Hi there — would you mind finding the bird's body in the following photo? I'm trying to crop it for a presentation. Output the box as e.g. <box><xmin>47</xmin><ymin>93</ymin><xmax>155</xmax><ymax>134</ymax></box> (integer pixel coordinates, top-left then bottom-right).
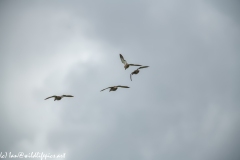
<box><xmin>100</xmin><ymin>85</ymin><xmax>130</xmax><ymax>92</ymax></box>
<box><xmin>110</xmin><ymin>86</ymin><xmax>118</xmax><ymax>91</ymax></box>
<box><xmin>130</xmin><ymin>66</ymin><xmax>149</xmax><ymax>81</ymax></box>
<box><xmin>45</xmin><ymin>95</ymin><xmax>74</xmax><ymax>101</ymax></box>
<box><xmin>131</xmin><ymin>69</ymin><xmax>140</xmax><ymax>75</ymax></box>
<box><xmin>120</xmin><ymin>54</ymin><xmax>142</xmax><ymax>70</ymax></box>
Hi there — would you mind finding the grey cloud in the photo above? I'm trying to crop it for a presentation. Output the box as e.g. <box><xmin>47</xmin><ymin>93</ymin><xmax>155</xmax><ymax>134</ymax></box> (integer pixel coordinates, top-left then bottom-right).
<box><xmin>1</xmin><ymin>0</ymin><xmax>240</xmax><ymax>160</ymax></box>
<box><xmin>208</xmin><ymin>0</ymin><xmax>240</xmax><ymax>23</ymax></box>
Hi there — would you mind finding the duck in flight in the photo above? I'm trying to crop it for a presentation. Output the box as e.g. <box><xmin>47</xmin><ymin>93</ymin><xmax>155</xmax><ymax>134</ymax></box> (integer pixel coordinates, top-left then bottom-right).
<box><xmin>130</xmin><ymin>66</ymin><xmax>149</xmax><ymax>81</ymax></box>
<box><xmin>120</xmin><ymin>54</ymin><xmax>142</xmax><ymax>70</ymax></box>
<box><xmin>100</xmin><ymin>85</ymin><xmax>130</xmax><ymax>92</ymax></box>
<box><xmin>45</xmin><ymin>95</ymin><xmax>74</xmax><ymax>101</ymax></box>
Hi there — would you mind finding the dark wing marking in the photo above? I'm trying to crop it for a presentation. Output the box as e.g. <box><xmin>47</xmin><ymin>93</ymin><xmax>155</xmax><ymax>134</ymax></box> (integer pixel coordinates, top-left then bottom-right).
<box><xmin>130</xmin><ymin>73</ymin><xmax>133</xmax><ymax>81</ymax></box>
<box><xmin>120</xmin><ymin>54</ymin><xmax>127</xmax><ymax>64</ymax></box>
<box><xmin>129</xmin><ymin>64</ymin><xmax>142</xmax><ymax>66</ymax></box>
<box><xmin>117</xmin><ymin>86</ymin><xmax>130</xmax><ymax>88</ymax></box>
<box><xmin>138</xmin><ymin>66</ymin><xmax>149</xmax><ymax>69</ymax></box>
<box><xmin>100</xmin><ymin>87</ymin><xmax>112</xmax><ymax>92</ymax></box>
<box><xmin>45</xmin><ymin>95</ymin><xmax>56</xmax><ymax>100</ymax></box>
<box><xmin>62</xmin><ymin>95</ymin><xmax>74</xmax><ymax>97</ymax></box>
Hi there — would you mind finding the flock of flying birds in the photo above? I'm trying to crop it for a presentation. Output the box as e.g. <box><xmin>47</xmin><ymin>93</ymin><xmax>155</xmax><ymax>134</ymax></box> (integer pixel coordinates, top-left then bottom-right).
<box><xmin>45</xmin><ymin>54</ymin><xmax>149</xmax><ymax>101</ymax></box>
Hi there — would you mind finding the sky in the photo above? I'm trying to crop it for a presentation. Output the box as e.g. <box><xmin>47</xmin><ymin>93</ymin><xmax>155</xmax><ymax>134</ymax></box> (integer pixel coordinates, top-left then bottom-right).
<box><xmin>0</xmin><ymin>0</ymin><xmax>240</xmax><ymax>160</ymax></box>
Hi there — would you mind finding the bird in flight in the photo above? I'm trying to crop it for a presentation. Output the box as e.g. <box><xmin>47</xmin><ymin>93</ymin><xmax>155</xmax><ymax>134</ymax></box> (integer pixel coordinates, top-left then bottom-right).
<box><xmin>45</xmin><ymin>95</ymin><xmax>74</xmax><ymax>101</ymax></box>
<box><xmin>130</xmin><ymin>66</ymin><xmax>149</xmax><ymax>81</ymax></box>
<box><xmin>120</xmin><ymin>54</ymin><xmax>142</xmax><ymax>70</ymax></box>
<box><xmin>100</xmin><ymin>85</ymin><xmax>130</xmax><ymax>92</ymax></box>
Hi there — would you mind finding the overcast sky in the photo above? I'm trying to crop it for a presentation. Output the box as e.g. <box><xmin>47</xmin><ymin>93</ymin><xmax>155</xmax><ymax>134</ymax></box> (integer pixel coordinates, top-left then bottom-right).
<box><xmin>0</xmin><ymin>0</ymin><xmax>240</xmax><ymax>160</ymax></box>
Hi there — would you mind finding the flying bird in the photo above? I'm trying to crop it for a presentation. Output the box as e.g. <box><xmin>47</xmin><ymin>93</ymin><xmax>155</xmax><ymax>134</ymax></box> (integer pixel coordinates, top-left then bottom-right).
<box><xmin>120</xmin><ymin>54</ymin><xmax>142</xmax><ymax>70</ymax></box>
<box><xmin>130</xmin><ymin>66</ymin><xmax>149</xmax><ymax>81</ymax></box>
<box><xmin>44</xmin><ymin>95</ymin><xmax>74</xmax><ymax>101</ymax></box>
<box><xmin>100</xmin><ymin>85</ymin><xmax>130</xmax><ymax>92</ymax></box>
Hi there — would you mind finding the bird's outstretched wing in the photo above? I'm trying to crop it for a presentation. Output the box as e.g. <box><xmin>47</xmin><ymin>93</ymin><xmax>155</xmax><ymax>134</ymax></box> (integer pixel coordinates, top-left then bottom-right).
<box><xmin>117</xmin><ymin>85</ymin><xmax>130</xmax><ymax>88</ymax></box>
<box><xmin>130</xmin><ymin>73</ymin><xmax>133</xmax><ymax>81</ymax></box>
<box><xmin>138</xmin><ymin>66</ymin><xmax>149</xmax><ymax>69</ymax></box>
<box><xmin>120</xmin><ymin>54</ymin><xmax>127</xmax><ymax>65</ymax></box>
<box><xmin>45</xmin><ymin>96</ymin><xmax>56</xmax><ymax>100</ymax></box>
<box><xmin>62</xmin><ymin>95</ymin><xmax>74</xmax><ymax>98</ymax></box>
<box><xmin>100</xmin><ymin>87</ymin><xmax>112</xmax><ymax>92</ymax></box>
<box><xmin>129</xmin><ymin>64</ymin><xmax>142</xmax><ymax>66</ymax></box>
